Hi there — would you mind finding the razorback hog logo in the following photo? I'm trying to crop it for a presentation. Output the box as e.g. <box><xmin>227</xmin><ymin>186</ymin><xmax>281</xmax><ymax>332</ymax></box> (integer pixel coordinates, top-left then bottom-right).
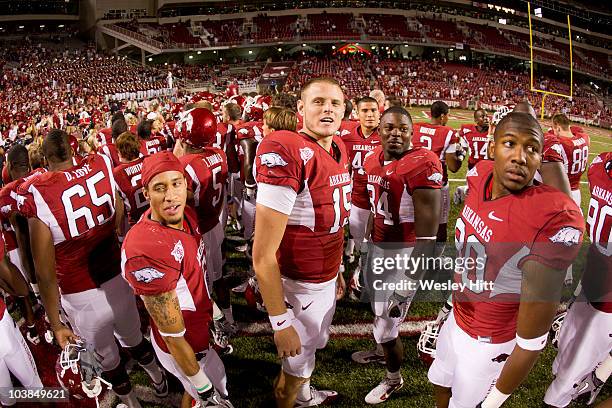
<box><xmin>491</xmin><ymin>353</ymin><xmax>510</xmax><ymax>363</ymax></box>
<box><xmin>549</xmin><ymin>227</ymin><xmax>581</xmax><ymax>247</ymax></box>
<box><xmin>427</xmin><ymin>173</ymin><xmax>444</xmax><ymax>184</ymax></box>
<box><xmin>260</xmin><ymin>152</ymin><xmax>288</xmax><ymax>167</ymax></box>
<box><xmin>299</xmin><ymin>147</ymin><xmax>314</xmax><ymax>164</ymax></box>
<box><xmin>132</xmin><ymin>268</ymin><xmax>164</xmax><ymax>283</ymax></box>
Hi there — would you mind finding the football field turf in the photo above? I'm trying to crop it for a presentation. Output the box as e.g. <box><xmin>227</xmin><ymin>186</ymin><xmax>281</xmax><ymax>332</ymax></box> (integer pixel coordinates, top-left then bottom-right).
<box><xmin>124</xmin><ymin>111</ymin><xmax>611</xmax><ymax>407</ymax></box>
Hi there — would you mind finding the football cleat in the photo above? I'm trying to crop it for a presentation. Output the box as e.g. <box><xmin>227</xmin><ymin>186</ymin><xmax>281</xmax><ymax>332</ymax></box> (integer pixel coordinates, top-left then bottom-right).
<box><xmin>572</xmin><ymin>370</ymin><xmax>604</xmax><ymax>405</ymax></box>
<box><xmin>231</xmin><ymin>280</ymin><xmax>249</xmax><ymax>293</ymax></box>
<box><xmin>549</xmin><ymin>311</ymin><xmax>567</xmax><ymax>350</ymax></box>
<box><xmin>152</xmin><ymin>369</ymin><xmax>169</xmax><ymax>398</ymax></box>
<box><xmin>351</xmin><ymin>348</ymin><xmax>385</xmax><ymax>365</ymax></box>
<box><xmin>192</xmin><ymin>389</ymin><xmax>235</xmax><ymax>407</ymax></box>
<box><xmin>364</xmin><ymin>376</ymin><xmax>404</xmax><ymax>404</ymax></box>
<box><xmin>294</xmin><ymin>387</ymin><xmax>338</xmax><ymax>407</ymax></box>
<box><xmin>417</xmin><ymin>322</ymin><xmax>441</xmax><ymax>367</ymax></box>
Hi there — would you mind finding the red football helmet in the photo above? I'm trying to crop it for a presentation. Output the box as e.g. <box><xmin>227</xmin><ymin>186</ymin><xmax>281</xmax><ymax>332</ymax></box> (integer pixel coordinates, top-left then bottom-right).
<box><xmin>171</xmin><ymin>103</ymin><xmax>184</xmax><ymax>118</ymax></box>
<box><xmin>245</xmin><ymin>105</ymin><xmax>264</xmax><ymax>122</ymax></box>
<box><xmin>56</xmin><ymin>342</ymin><xmax>112</xmax><ymax>404</ymax></box>
<box><xmin>244</xmin><ymin>277</ymin><xmax>266</xmax><ymax>312</ymax></box>
<box><xmin>175</xmin><ymin>108</ymin><xmax>218</xmax><ymax>148</ymax></box>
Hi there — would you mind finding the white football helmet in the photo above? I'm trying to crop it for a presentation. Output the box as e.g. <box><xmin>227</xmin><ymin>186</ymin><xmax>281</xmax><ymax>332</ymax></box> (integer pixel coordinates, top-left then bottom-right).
<box><xmin>491</xmin><ymin>104</ymin><xmax>516</xmax><ymax>126</ymax></box>
<box><xmin>417</xmin><ymin>322</ymin><xmax>441</xmax><ymax>367</ymax></box>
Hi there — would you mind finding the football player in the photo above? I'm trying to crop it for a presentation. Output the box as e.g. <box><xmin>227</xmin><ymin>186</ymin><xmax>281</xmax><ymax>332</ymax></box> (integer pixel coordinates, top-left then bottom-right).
<box><xmin>253</xmin><ymin>77</ymin><xmax>349</xmax><ymax>407</ymax></box>
<box><xmin>114</xmin><ymin>131</ymin><xmax>149</xmax><ymax>228</ymax></box>
<box><xmin>138</xmin><ymin>119</ymin><xmax>167</xmax><ymax>155</ymax></box>
<box><xmin>122</xmin><ymin>152</ymin><xmax>233</xmax><ymax>408</ymax></box>
<box><xmin>0</xmin><ymin>232</ymin><xmax>43</xmax><ymax>406</ymax></box>
<box><xmin>97</xmin><ymin>118</ymin><xmax>128</xmax><ymax>168</ymax></box>
<box><xmin>550</xmin><ymin>114</ymin><xmax>590</xmax><ymax>206</ymax></box>
<box><xmin>173</xmin><ymin>108</ymin><xmax>235</xmax><ymax>338</ymax></box>
<box><xmin>412</xmin><ymin>101</ymin><xmax>462</xmax><ymax>250</ymax></box>
<box><xmin>357</xmin><ymin>107</ymin><xmax>442</xmax><ymax>404</ymax></box>
<box><xmin>341</xmin><ymin>96</ymin><xmax>380</xmax><ymax>279</ymax></box>
<box><xmin>428</xmin><ymin>113</ymin><xmax>585</xmax><ymax>408</ymax></box>
<box><xmin>543</xmin><ymin>151</ymin><xmax>611</xmax><ymax>408</ymax></box>
<box><xmin>23</xmin><ymin>130</ymin><xmax>167</xmax><ymax>408</ymax></box>
<box><xmin>460</xmin><ymin>109</ymin><xmax>490</xmax><ymax>170</ymax></box>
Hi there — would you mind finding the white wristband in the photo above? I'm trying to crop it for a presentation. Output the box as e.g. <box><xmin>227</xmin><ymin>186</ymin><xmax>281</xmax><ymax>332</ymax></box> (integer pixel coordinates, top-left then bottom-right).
<box><xmin>481</xmin><ymin>386</ymin><xmax>510</xmax><ymax>408</ymax></box>
<box><xmin>269</xmin><ymin>310</ymin><xmax>293</xmax><ymax>331</ymax></box>
<box><xmin>187</xmin><ymin>368</ymin><xmax>212</xmax><ymax>393</ymax></box>
<box><xmin>516</xmin><ymin>332</ymin><xmax>548</xmax><ymax>351</ymax></box>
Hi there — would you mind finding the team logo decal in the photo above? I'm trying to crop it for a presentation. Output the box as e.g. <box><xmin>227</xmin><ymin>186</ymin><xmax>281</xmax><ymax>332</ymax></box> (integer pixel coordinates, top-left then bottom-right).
<box><xmin>133</xmin><ymin>268</ymin><xmax>165</xmax><ymax>283</ymax></box>
<box><xmin>466</xmin><ymin>166</ymin><xmax>479</xmax><ymax>177</ymax></box>
<box><xmin>299</xmin><ymin>147</ymin><xmax>314</xmax><ymax>164</ymax></box>
<box><xmin>171</xmin><ymin>240</ymin><xmax>185</xmax><ymax>262</ymax></box>
<box><xmin>427</xmin><ymin>173</ymin><xmax>444</xmax><ymax>184</ymax></box>
<box><xmin>549</xmin><ymin>227</ymin><xmax>581</xmax><ymax>246</ymax></box>
<box><xmin>260</xmin><ymin>152</ymin><xmax>288</xmax><ymax>167</ymax></box>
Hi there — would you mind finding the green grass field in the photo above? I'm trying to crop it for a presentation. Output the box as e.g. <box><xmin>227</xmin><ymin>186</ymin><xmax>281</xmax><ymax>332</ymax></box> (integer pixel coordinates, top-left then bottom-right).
<box><xmin>124</xmin><ymin>110</ymin><xmax>612</xmax><ymax>407</ymax></box>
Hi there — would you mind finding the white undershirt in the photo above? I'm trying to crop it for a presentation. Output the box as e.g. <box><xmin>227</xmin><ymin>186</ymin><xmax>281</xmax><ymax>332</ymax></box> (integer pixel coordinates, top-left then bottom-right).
<box><xmin>256</xmin><ymin>183</ymin><xmax>298</xmax><ymax>215</ymax></box>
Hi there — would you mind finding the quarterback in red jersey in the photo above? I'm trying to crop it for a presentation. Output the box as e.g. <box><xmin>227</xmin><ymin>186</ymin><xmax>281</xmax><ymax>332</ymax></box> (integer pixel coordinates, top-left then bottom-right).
<box><xmin>544</xmin><ymin>151</ymin><xmax>611</xmax><ymax>408</ymax></box>
<box><xmin>173</xmin><ymin>108</ymin><xmax>235</xmax><ymax>337</ymax></box>
<box><xmin>356</xmin><ymin>107</ymin><xmax>442</xmax><ymax>404</ymax></box>
<box><xmin>122</xmin><ymin>152</ymin><xmax>232</xmax><ymax>407</ymax></box>
<box><xmin>22</xmin><ymin>130</ymin><xmax>167</xmax><ymax>408</ymax></box>
<box><xmin>412</xmin><ymin>101</ymin><xmax>462</xmax><ymax>246</ymax></box>
<box><xmin>114</xmin><ymin>132</ymin><xmax>148</xmax><ymax>227</ymax></box>
<box><xmin>254</xmin><ymin>77</ymin><xmax>349</xmax><ymax>408</ymax></box>
<box><xmin>428</xmin><ymin>113</ymin><xmax>584</xmax><ymax>408</ymax></box>
<box><xmin>459</xmin><ymin>109</ymin><xmax>490</xmax><ymax>169</ymax></box>
<box><xmin>551</xmin><ymin>114</ymin><xmax>591</xmax><ymax>206</ymax></box>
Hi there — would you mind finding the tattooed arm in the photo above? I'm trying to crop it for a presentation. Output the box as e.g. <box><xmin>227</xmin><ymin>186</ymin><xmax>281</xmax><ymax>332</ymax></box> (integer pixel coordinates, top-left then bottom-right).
<box><xmin>142</xmin><ymin>290</ymin><xmax>199</xmax><ymax>376</ymax></box>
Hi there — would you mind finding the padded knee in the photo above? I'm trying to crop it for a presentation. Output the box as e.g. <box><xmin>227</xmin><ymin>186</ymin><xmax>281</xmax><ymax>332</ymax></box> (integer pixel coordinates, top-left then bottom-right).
<box><xmin>125</xmin><ymin>338</ymin><xmax>155</xmax><ymax>366</ymax></box>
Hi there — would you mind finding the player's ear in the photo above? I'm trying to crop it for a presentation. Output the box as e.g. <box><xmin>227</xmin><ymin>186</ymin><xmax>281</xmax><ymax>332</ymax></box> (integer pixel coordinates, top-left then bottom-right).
<box><xmin>142</xmin><ymin>187</ymin><xmax>150</xmax><ymax>201</ymax></box>
<box><xmin>297</xmin><ymin>100</ymin><xmax>305</xmax><ymax>117</ymax></box>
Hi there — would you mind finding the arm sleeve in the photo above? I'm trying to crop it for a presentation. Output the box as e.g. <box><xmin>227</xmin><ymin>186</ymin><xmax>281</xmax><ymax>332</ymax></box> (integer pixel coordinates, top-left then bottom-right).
<box><xmin>519</xmin><ymin>209</ymin><xmax>585</xmax><ymax>271</ymax></box>
<box><xmin>256</xmin><ymin>183</ymin><xmax>298</xmax><ymax>215</ymax></box>
<box><xmin>255</xmin><ymin>139</ymin><xmax>302</xmax><ymax>192</ymax></box>
<box><xmin>403</xmin><ymin>156</ymin><xmax>444</xmax><ymax>193</ymax></box>
<box><xmin>123</xmin><ymin>255</ymin><xmax>179</xmax><ymax>296</ymax></box>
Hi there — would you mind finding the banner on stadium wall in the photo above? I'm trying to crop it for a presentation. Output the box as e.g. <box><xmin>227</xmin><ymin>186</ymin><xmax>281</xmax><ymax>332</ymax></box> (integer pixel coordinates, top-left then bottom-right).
<box><xmin>455</xmin><ymin>43</ymin><xmax>464</xmax><ymax>50</ymax></box>
<box><xmin>258</xmin><ymin>61</ymin><xmax>295</xmax><ymax>88</ymax></box>
<box><xmin>409</xmin><ymin>99</ymin><xmax>460</xmax><ymax>108</ymax></box>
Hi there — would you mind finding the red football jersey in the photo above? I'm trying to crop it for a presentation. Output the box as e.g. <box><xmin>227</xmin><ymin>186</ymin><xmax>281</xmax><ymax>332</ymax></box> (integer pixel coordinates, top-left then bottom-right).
<box><xmin>337</xmin><ymin>120</ymin><xmax>360</xmax><ymax>138</ymax></box>
<box><xmin>412</xmin><ymin>123</ymin><xmax>458</xmax><ymax>184</ymax></box>
<box><xmin>114</xmin><ymin>157</ymin><xmax>148</xmax><ymax>226</ymax></box>
<box><xmin>459</xmin><ymin>124</ymin><xmax>489</xmax><ymax>169</ymax></box>
<box><xmin>583</xmin><ymin>152</ymin><xmax>611</xmax><ymax>312</ymax></box>
<box><xmin>256</xmin><ymin>131</ymin><xmax>351</xmax><ymax>283</ymax></box>
<box><xmin>19</xmin><ymin>154</ymin><xmax>121</xmax><ymax>294</ymax></box>
<box><xmin>0</xmin><ymin>168</ymin><xmax>47</xmax><ymax>252</ymax></box>
<box><xmin>97</xmin><ymin>127</ymin><xmax>113</xmax><ymax>146</ymax></box>
<box><xmin>140</xmin><ymin>135</ymin><xmax>168</xmax><ymax>155</ymax></box>
<box><xmin>180</xmin><ymin>147</ymin><xmax>228</xmax><ymax>234</ymax></box>
<box><xmin>452</xmin><ymin>160</ymin><xmax>585</xmax><ymax>343</ymax></box>
<box><xmin>236</xmin><ymin>121</ymin><xmax>263</xmax><ymax>182</ymax></box>
<box><xmin>341</xmin><ymin>126</ymin><xmax>380</xmax><ymax>209</ymax></box>
<box><xmin>97</xmin><ymin>143</ymin><xmax>121</xmax><ymax>168</ymax></box>
<box><xmin>364</xmin><ymin>147</ymin><xmax>443</xmax><ymax>242</ymax></box>
<box><xmin>0</xmin><ymin>230</ymin><xmax>4</xmax><ymax>315</ymax></box>
<box><xmin>215</xmin><ymin>121</ymin><xmax>233</xmax><ymax>151</ymax></box>
<box><xmin>557</xmin><ymin>130</ymin><xmax>590</xmax><ymax>190</ymax></box>
<box><xmin>542</xmin><ymin>132</ymin><xmax>564</xmax><ymax>164</ymax></box>
<box><xmin>122</xmin><ymin>207</ymin><xmax>212</xmax><ymax>354</ymax></box>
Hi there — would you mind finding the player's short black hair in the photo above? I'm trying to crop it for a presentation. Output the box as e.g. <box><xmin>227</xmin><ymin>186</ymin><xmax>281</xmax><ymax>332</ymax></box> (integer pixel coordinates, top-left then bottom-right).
<box><xmin>357</xmin><ymin>96</ymin><xmax>379</xmax><ymax>107</ymax></box>
<box><xmin>474</xmin><ymin>108</ymin><xmax>487</xmax><ymax>119</ymax></box>
<box><xmin>137</xmin><ymin>119</ymin><xmax>153</xmax><ymax>140</ymax></box>
<box><xmin>494</xmin><ymin>112</ymin><xmax>543</xmax><ymax>143</ymax></box>
<box><xmin>112</xmin><ymin>119</ymin><xmax>128</xmax><ymax>139</ymax></box>
<box><xmin>271</xmin><ymin>93</ymin><xmax>298</xmax><ymax>111</ymax></box>
<box><xmin>42</xmin><ymin>129</ymin><xmax>71</xmax><ymax>163</ymax></box>
<box><xmin>385</xmin><ymin>96</ymin><xmax>403</xmax><ymax>108</ymax></box>
<box><xmin>381</xmin><ymin>106</ymin><xmax>412</xmax><ymax>124</ymax></box>
<box><xmin>111</xmin><ymin>112</ymin><xmax>125</xmax><ymax>124</ymax></box>
<box><xmin>431</xmin><ymin>101</ymin><xmax>449</xmax><ymax>119</ymax></box>
<box><xmin>7</xmin><ymin>144</ymin><xmax>29</xmax><ymax>169</ymax></box>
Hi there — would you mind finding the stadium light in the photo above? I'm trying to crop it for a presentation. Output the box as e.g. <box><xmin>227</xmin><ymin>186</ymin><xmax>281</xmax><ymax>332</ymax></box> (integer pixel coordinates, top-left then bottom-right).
<box><xmin>499</xmin><ymin>18</ymin><xmax>507</xmax><ymax>25</ymax></box>
<box><xmin>58</xmin><ymin>24</ymin><xmax>64</xmax><ymax>28</ymax></box>
<box><xmin>197</xmin><ymin>50</ymin><xmax>201</xmax><ymax>54</ymax></box>
<box><xmin>148</xmin><ymin>57</ymin><xmax>153</xmax><ymax>62</ymax></box>
<box><xmin>164</xmin><ymin>62</ymin><xmax>168</xmax><ymax>66</ymax></box>
<box><xmin>40</xmin><ymin>25</ymin><xmax>45</xmax><ymax>28</ymax></box>
<box><xmin>404</xmin><ymin>44</ymin><xmax>408</xmax><ymax>47</ymax></box>
<box><xmin>219</xmin><ymin>58</ymin><xmax>223</xmax><ymax>61</ymax></box>
<box><xmin>189</xmin><ymin>55</ymin><xmax>193</xmax><ymax>59</ymax></box>
<box><xmin>18</xmin><ymin>25</ymin><xmax>24</xmax><ymax>29</ymax></box>
<box><xmin>213</xmin><ymin>50</ymin><xmax>217</xmax><ymax>54</ymax></box>
<box><xmin>281</xmin><ymin>71</ymin><xmax>285</xmax><ymax>75</ymax></box>
<box><xmin>459</xmin><ymin>55</ymin><xmax>467</xmax><ymax>61</ymax></box>
<box><xmin>331</xmin><ymin>45</ymin><xmax>336</xmax><ymax>50</ymax></box>
<box><xmin>302</xmin><ymin>44</ymin><xmax>306</xmax><ymax>47</ymax></box>
<box><xmin>248</xmin><ymin>50</ymin><xmax>253</xmax><ymax>54</ymax></box>
<box><xmin>277</xmin><ymin>48</ymin><xmax>282</xmax><ymax>52</ymax></box>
